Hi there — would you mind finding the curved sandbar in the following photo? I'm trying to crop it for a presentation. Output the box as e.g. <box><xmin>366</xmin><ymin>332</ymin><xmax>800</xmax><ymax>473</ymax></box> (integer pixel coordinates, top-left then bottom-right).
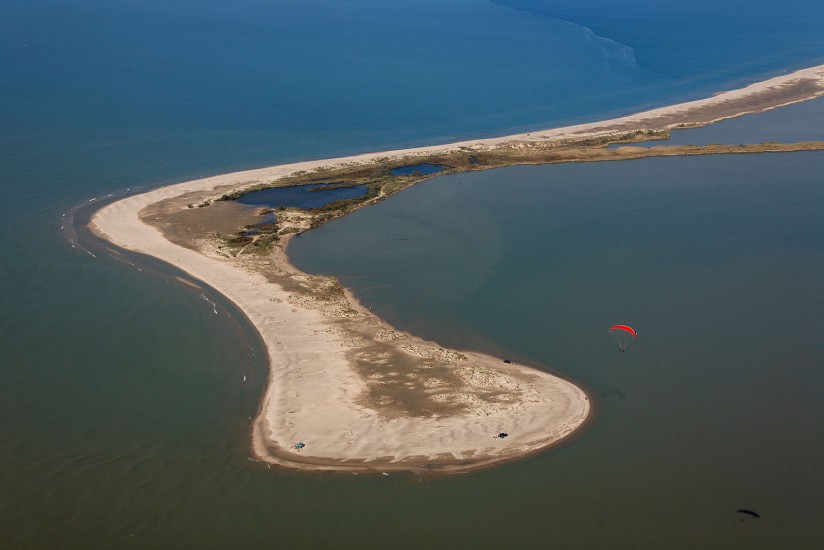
<box><xmin>91</xmin><ymin>64</ymin><xmax>824</xmax><ymax>473</ymax></box>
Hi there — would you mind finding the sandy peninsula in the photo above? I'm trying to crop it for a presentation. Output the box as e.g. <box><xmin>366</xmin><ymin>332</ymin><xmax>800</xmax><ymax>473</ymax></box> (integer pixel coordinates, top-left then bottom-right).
<box><xmin>91</xmin><ymin>64</ymin><xmax>824</xmax><ymax>473</ymax></box>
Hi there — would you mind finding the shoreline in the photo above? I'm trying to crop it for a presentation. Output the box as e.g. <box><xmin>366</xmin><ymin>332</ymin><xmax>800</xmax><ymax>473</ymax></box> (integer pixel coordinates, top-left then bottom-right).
<box><xmin>90</xmin><ymin>63</ymin><xmax>824</xmax><ymax>473</ymax></box>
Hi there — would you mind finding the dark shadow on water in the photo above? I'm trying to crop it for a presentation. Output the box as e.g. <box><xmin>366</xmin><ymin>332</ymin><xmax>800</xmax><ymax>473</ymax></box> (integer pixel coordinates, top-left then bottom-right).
<box><xmin>601</xmin><ymin>388</ymin><xmax>627</xmax><ymax>402</ymax></box>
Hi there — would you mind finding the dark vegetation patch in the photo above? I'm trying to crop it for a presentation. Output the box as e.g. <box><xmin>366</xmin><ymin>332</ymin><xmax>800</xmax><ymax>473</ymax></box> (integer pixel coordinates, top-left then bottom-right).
<box><xmin>220</xmin><ymin>218</ymin><xmax>281</xmax><ymax>255</ymax></box>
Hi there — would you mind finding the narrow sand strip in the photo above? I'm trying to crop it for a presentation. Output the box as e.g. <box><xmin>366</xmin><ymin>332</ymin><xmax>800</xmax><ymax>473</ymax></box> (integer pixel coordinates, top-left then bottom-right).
<box><xmin>91</xmin><ymin>64</ymin><xmax>824</xmax><ymax>472</ymax></box>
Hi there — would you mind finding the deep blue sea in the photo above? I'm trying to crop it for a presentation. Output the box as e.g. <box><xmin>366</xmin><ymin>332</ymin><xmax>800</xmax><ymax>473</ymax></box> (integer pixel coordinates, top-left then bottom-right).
<box><xmin>2</xmin><ymin>1</ymin><xmax>824</xmax><ymax>547</ymax></box>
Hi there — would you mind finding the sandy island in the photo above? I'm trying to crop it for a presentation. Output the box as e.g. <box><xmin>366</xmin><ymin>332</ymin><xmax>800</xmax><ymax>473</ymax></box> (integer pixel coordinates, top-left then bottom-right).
<box><xmin>91</xmin><ymin>64</ymin><xmax>824</xmax><ymax>473</ymax></box>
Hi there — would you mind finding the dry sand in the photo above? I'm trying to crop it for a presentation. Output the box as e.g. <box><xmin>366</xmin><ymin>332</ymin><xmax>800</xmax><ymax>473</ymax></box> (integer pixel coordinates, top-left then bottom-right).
<box><xmin>91</xmin><ymin>64</ymin><xmax>824</xmax><ymax>473</ymax></box>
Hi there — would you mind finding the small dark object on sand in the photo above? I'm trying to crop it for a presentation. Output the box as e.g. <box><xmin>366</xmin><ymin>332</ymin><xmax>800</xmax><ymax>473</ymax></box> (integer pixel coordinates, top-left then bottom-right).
<box><xmin>497</xmin><ymin>432</ymin><xmax>508</xmax><ymax>439</ymax></box>
<box><xmin>503</xmin><ymin>359</ymin><xmax>512</xmax><ymax>364</ymax></box>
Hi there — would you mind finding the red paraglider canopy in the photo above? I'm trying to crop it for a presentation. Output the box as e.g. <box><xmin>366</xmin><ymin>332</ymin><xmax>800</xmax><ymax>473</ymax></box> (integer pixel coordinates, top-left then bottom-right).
<box><xmin>608</xmin><ymin>325</ymin><xmax>638</xmax><ymax>338</ymax></box>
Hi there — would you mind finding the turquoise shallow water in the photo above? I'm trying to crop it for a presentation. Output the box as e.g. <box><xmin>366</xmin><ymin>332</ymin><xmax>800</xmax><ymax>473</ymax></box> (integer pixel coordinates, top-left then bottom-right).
<box><xmin>2</xmin><ymin>0</ymin><xmax>824</xmax><ymax>547</ymax></box>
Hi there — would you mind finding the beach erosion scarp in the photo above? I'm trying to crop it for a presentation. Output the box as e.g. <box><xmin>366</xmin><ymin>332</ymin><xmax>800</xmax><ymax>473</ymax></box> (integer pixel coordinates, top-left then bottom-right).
<box><xmin>90</xmin><ymin>64</ymin><xmax>824</xmax><ymax>473</ymax></box>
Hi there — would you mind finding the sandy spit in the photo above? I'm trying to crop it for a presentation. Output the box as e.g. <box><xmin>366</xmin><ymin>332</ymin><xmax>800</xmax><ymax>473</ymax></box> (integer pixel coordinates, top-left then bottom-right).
<box><xmin>90</xmin><ymin>64</ymin><xmax>824</xmax><ymax>473</ymax></box>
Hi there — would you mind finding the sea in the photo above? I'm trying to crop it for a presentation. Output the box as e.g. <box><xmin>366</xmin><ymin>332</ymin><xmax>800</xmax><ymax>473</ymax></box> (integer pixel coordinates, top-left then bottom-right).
<box><xmin>2</xmin><ymin>1</ymin><xmax>823</xmax><ymax>547</ymax></box>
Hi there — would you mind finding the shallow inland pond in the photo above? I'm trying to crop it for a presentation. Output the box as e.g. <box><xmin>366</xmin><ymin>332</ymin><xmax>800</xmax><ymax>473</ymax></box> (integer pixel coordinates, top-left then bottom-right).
<box><xmin>236</xmin><ymin>183</ymin><xmax>369</xmax><ymax>209</ymax></box>
<box><xmin>290</xmin><ymin>150</ymin><xmax>824</xmax><ymax>548</ymax></box>
<box><xmin>390</xmin><ymin>163</ymin><xmax>446</xmax><ymax>176</ymax></box>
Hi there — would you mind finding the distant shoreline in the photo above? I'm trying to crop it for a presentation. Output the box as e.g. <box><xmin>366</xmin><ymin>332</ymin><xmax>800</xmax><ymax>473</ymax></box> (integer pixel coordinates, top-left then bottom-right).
<box><xmin>90</xmin><ymin>63</ymin><xmax>824</xmax><ymax>473</ymax></box>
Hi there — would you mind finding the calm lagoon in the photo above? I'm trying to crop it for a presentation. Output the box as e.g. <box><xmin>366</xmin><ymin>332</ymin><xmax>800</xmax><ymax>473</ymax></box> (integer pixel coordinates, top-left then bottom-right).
<box><xmin>291</xmin><ymin>150</ymin><xmax>824</xmax><ymax>547</ymax></box>
<box><xmin>630</xmin><ymin>96</ymin><xmax>824</xmax><ymax>147</ymax></box>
